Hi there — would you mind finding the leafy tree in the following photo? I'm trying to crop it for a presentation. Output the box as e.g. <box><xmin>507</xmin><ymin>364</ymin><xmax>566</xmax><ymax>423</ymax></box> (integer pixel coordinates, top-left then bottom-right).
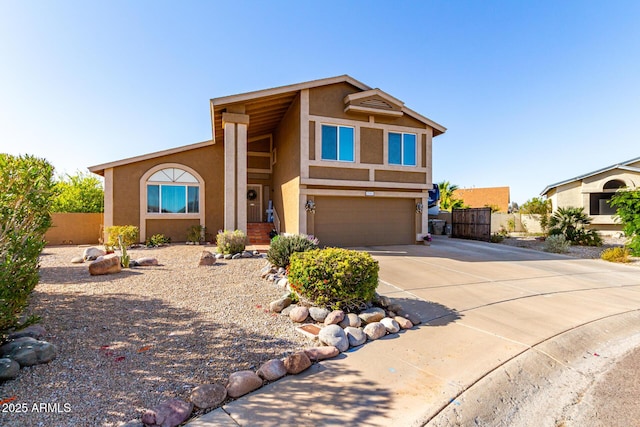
<box><xmin>52</xmin><ymin>171</ymin><xmax>104</xmax><ymax>213</ymax></box>
<box><xmin>548</xmin><ymin>207</ymin><xmax>602</xmax><ymax>246</ymax></box>
<box><xmin>437</xmin><ymin>180</ymin><xmax>467</xmax><ymax>211</ymax></box>
<box><xmin>610</xmin><ymin>189</ymin><xmax>640</xmax><ymax>255</ymax></box>
<box><xmin>484</xmin><ymin>204</ymin><xmax>502</xmax><ymax>213</ymax></box>
<box><xmin>0</xmin><ymin>154</ymin><xmax>56</xmax><ymax>337</ymax></box>
<box><xmin>521</xmin><ymin>197</ymin><xmax>552</xmax><ymax>232</ymax></box>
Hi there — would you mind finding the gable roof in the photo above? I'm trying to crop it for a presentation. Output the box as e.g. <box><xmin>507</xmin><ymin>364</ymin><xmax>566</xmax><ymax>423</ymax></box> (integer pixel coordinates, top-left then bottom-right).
<box><xmin>210</xmin><ymin>75</ymin><xmax>446</xmax><ymax>142</ymax></box>
<box><xmin>540</xmin><ymin>156</ymin><xmax>640</xmax><ymax>196</ymax></box>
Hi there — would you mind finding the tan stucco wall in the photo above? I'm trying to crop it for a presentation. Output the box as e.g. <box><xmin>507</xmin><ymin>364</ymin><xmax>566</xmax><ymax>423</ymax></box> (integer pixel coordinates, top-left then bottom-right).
<box><xmin>309</xmin><ymin>121</ymin><xmax>315</xmax><ymax>161</ymax></box>
<box><xmin>248</xmin><ymin>156</ymin><xmax>271</xmax><ymax>170</ymax></box>
<box><xmin>582</xmin><ymin>170</ymin><xmax>640</xmax><ymax>192</ymax></box>
<box><xmin>111</xmin><ymin>145</ymin><xmax>223</xmax><ymax>242</ymax></box>
<box><xmin>553</xmin><ymin>181</ymin><xmax>582</xmax><ymax>210</ymax></box>
<box><xmin>309</xmin><ymin>82</ymin><xmax>368</xmax><ymax>121</ymax></box>
<box><xmin>45</xmin><ymin>213</ymin><xmax>104</xmax><ymax>245</ymax></box>
<box><xmin>273</xmin><ymin>93</ymin><xmax>301</xmax><ymax>233</ymax></box>
<box><xmin>309</xmin><ymin>166</ymin><xmax>369</xmax><ymax>181</ymax></box>
<box><xmin>374</xmin><ymin>114</ymin><xmax>427</xmax><ymax>128</ymax></box>
<box><xmin>146</xmin><ymin>219</ymin><xmax>201</xmax><ymax>242</ymax></box>
<box><xmin>360</xmin><ymin>127</ymin><xmax>384</xmax><ymax>164</ymax></box>
<box><xmin>375</xmin><ymin>170</ymin><xmax>426</xmax><ymax>184</ymax></box>
<box><xmin>249</xmin><ymin>137</ymin><xmax>270</xmax><ymax>152</ymax></box>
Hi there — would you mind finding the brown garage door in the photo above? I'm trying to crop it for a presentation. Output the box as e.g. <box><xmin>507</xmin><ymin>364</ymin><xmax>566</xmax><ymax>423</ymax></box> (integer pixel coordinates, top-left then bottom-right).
<box><xmin>313</xmin><ymin>197</ymin><xmax>415</xmax><ymax>247</ymax></box>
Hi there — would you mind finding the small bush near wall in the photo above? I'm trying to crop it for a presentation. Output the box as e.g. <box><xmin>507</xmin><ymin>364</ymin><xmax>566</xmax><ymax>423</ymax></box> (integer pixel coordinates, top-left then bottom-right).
<box><xmin>216</xmin><ymin>230</ymin><xmax>248</xmax><ymax>255</ymax></box>
<box><xmin>105</xmin><ymin>225</ymin><xmax>139</xmax><ymax>249</ymax></box>
<box><xmin>543</xmin><ymin>235</ymin><xmax>570</xmax><ymax>254</ymax></box>
<box><xmin>267</xmin><ymin>234</ymin><xmax>319</xmax><ymax>268</ymax></box>
<box><xmin>288</xmin><ymin>248</ymin><xmax>379</xmax><ymax>311</ymax></box>
<box><xmin>601</xmin><ymin>247</ymin><xmax>631</xmax><ymax>263</ymax></box>
<box><xmin>145</xmin><ymin>234</ymin><xmax>171</xmax><ymax>247</ymax></box>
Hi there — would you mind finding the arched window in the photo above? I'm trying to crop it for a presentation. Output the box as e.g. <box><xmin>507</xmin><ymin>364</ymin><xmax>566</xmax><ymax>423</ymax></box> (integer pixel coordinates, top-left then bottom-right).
<box><xmin>603</xmin><ymin>179</ymin><xmax>626</xmax><ymax>191</ymax></box>
<box><xmin>146</xmin><ymin>167</ymin><xmax>200</xmax><ymax>214</ymax></box>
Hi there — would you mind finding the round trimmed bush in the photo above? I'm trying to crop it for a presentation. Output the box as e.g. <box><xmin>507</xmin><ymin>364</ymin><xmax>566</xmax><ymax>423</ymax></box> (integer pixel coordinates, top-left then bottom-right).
<box><xmin>288</xmin><ymin>248</ymin><xmax>379</xmax><ymax>310</ymax></box>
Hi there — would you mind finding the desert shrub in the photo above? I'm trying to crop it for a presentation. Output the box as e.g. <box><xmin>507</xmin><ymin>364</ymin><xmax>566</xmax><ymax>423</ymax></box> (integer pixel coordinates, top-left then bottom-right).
<box><xmin>543</xmin><ymin>234</ymin><xmax>570</xmax><ymax>253</ymax></box>
<box><xmin>288</xmin><ymin>248</ymin><xmax>379</xmax><ymax>310</ymax></box>
<box><xmin>105</xmin><ymin>225</ymin><xmax>139</xmax><ymax>249</ymax></box>
<box><xmin>216</xmin><ymin>229</ymin><xmax>248</xmax><ymax>254</ymax></box>
<box><xmin>0</xmin><ymin>154</ymin><xmax>56</xmax><ymax>337</ymax></box>
<box><xmin>548</xmin><ymin>207</ymin><xmax>602</xmax><ymax>246</ymax></box>
<box><xmin>267</xmin><ymin>234</ymin><xmax>319</xmax><ymax>268</ymax></box>
<box><xmin>610</xmin><ymin>189</ymin><xmax>640</xmax><ymax>256</ymax></box>
<box><xmin>600</xmin><ymin>247</ymin><xmax>631</xmax><ymax>263</ymax></box>
<box><xmin>490</xmin><ymin>233</ymin><xmax>505</xmax><ymax>243</ymax></box>
<box><xmin>187</xmin><ymin>225</ymin><xmax>205</xmax><ymax>243</ymax></box>
<box><xmin>146</xmin><ymin>234</ymin><xmax>171</xmax><ymax>247</ymax></box>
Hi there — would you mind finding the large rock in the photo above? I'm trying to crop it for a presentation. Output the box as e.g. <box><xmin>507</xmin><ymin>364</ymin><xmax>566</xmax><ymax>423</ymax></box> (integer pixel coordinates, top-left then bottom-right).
<box><xmin>89</xmin><ymin>254</ymin><xmax>121</xmax><ymax>276</ymax></box>
<box><xmin>137</xmin><ymin>257</ymin><xmax>159</xmax><ymax>266</ymax></box>
<box><xmin>318</xmin><ymin>324</ymin><xmax>349</xmax><ymax>352</ymax></box>
<box><xmin>270</xmin><ymin>296</ymin><xmax>292</xmax><ymax>313</ymax></box>
<box><xmin>120</xmin><ymin>420</ymin><xmax>144</xmax><ymax>427</ymax></box>
<box><xmin>376</xmin><ymin>294</ymin><xmax>391</xmax><ymax>308</ymax></box>
<box><xmin>283</xmin><ymin>351</ymin><xmax>311</xmax><ymax>375</ymax></box>
<box><xmin>257</xmin><ymin>359</ymin><xmax>287</xmax><ymax>381</ymax></box>
<box><xmin>358</xmin><ymin>307</ymin><xmax>386</xmax><ymax>324</ymax></box>
<box><xmin>0</xmin><ymin>358</ymin><xmax>20</xmax><ymax>381</ymax></box>
<box><xmin>70</xmin><ymin>256</ymin><xmax>84</xmax><ymax>264</ymax></box>
<box><xmin>289</xmin><ymin>306</ymin><xmax>309</xmax><ymax>323</ymax></box>
<box><xmin>141</xmin><ymin>398</ymin><xmax>193</xmax><ymax>427</ymax></box>
<box><xmin>363</xmin><ymin>322</ymin><xmax>387</xmax><ymax>340</ymax></box>
<box><xmin>276</xmin><ymin>278</ymin><xmax>289</xmax><ymax>290</ymax></box>
<box><xmin>190</xmin><ymin>383</ymin><xmax>227</xmax><ymax>409</ymax></box>
<box><xmin>338</xmin><ymin>313</ymin><xmax>361</xmax><ymax>328</ymax></box>
<box><xmin>308</xmin><ymin>307</ymin><xmax>330</xmax><ymax>322</ymax></box>
<box><xmin>380</xmin><ymin>317</ymin><xmax>400</xmax><ymax>333</ymax></box>
<box><xmin>304</xmin><ymin>346</ymin><xmax>339</xmax><ymax>361</ymax></box>
<box><xmin>8</xmin><ymin>324</ymin><xmax>46</xmax><ymax>340</ymax></box>
<box><xmin>0</xmin><ymin>337</ymin><xmax>56</xmax><ymax>367</ymax></box>
<box><xmin>344</xmin><ymin>326</ymin><xmax>367</xmax><ymax>347</ymax></box>
<box><xmin>394</xmin><ymin>316</ymin><xmax>414</xmax><ymax>330</ymax></box>
<box><xmin>83</xmin><ymin>246</ymin><xmax>106</xmax><ymax>261</ymax></box>
<box><xmin>323</xmin><ymin>310</ymin><xmax>345</xmax><ymax>326</ymax></box>
<box><xmin>397</xmin><ymin>309</ymin><xmax>422</xmax><ymax>325</ymax></box>
<box><xmin>226</xmin><ymin>371</ymin><xmax>263</xmax><ymax>398</ymax></box>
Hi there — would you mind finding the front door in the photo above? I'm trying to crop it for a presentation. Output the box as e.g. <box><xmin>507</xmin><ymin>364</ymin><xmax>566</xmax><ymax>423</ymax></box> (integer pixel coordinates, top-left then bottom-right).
<box><xmin>247</xmin><ymin>184</ymin><xmax>262</xmax><ymax>222</ymax></box>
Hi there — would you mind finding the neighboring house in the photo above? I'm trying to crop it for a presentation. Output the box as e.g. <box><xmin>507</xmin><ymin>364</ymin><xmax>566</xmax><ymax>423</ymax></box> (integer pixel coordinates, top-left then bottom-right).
<box><xmin>89</xmin><ymin>75</ymin><xmax>446</xmax><ymax>246</ymax></box>
<box><xmin>452</xmin><ymin>186</ymin><xmax>510</xmax><ymax>212</ymax></box>
<box><xmin>541</xmin><ymin>156</ymin><xmax>640</xmax><ymax>234</ymax></box>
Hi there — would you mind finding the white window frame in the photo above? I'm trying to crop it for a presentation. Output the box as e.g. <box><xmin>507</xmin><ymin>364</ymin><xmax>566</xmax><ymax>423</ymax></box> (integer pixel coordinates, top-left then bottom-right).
<box><xmin>146</xmin><ymin>182</ymin><xmax>200</xmax><ymax>214</ymax></box>
<box><xmin>321</xmin><ymin>124</ymin><xmax>355</xmax><ymax>163</ymax></box>
<box><xmin>388</xmin><ymin>132</ymin><xmax>417</xmax><ymax>167</ymax></box>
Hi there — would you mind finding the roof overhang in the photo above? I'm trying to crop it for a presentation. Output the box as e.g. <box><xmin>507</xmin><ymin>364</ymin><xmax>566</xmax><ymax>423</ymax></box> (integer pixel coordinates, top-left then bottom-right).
<box><xmin>540</xmin><ymin>159</ymin><xmax>640</xmax><ymax>196</ymax></box>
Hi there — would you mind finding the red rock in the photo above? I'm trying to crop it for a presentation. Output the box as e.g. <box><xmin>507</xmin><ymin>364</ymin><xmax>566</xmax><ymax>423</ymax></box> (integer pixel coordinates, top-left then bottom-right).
<box><xmin>283</xmin><ymin>351</ymin><xmax>311</xmax><ymax>374</ymax></box>
<box><xmin>88</xmin><ymin>254</ymin><xmax>121</xmax><ymax>275</ymax></box>
<box><xmin>323</xmin><ymin>310</ymin><xmax>345</xmax><ymax>326</ymax></box>
<box><xmin>226</xmin><ymin>370</ymin><xmax>263</xmax><ymax>398</ymax></box>
<box><xmin>304</xmin><ymin>346</ymin><xmax>339</xmax><ymax>361</ymax></box>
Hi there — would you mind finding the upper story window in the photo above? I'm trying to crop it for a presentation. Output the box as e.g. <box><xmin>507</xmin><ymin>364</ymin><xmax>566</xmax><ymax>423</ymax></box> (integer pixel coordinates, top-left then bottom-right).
<box><xmin>321</xmin><ymin>124</ymin><xmax>354</xmax><ymax>162</ymax></box>
<box><xmin>388</xmin><ymin>132</ymin><xmax>417</xmax><ymax>166</ymax></box>
<box><xmin>147</xmin><ymin>168</ymin><xmax>200</xmax><ymax>214</ymax></box>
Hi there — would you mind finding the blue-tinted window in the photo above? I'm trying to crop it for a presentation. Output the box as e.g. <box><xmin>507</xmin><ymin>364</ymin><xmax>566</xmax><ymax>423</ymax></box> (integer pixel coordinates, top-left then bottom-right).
<box><xmin>188</xmin><ymin>187</ymin><xmax>199</xmax><ymax>213</ymax></box>
<box><xmin>322</xmin><ymin>124</ymin><xmax>354</xmax><ymax>162</ymax></box>
<box><xmin>147</xmin><ymin>185</ymin><xmax>159</xmax><ymax>213</ymax></box>
<box><xmin>162</xmin><ymin>186</ymin><xmax>186</xmax><ymax>213</ymax></box>
<box><xmin>388</xmin><ymin>133</ymin><xmax>402</xmax><ymax>165</ymax></box>
<box><xmin>388</xmin><ymin>132</ymin><xmax>417</xmax><ymax>166</ymax></box>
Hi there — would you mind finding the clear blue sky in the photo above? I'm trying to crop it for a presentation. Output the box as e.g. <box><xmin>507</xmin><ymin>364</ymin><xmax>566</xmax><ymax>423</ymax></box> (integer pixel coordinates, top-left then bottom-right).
<box><xmin>1</xmin><ymin>1</ymin><xmax>639</xmax><ymax>204</ymax></box>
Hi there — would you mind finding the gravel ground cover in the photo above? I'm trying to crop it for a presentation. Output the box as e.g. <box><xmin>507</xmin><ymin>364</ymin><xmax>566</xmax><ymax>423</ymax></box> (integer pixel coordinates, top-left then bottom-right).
<box><xmin>0</xmin><ymin>244</ymin><xmax>309</xmax><ymax>427</ymax></box>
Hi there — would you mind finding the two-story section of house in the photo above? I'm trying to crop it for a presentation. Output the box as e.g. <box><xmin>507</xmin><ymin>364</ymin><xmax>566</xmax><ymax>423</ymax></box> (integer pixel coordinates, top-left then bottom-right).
<box><xmin>89</xmin><ymin>75</ymin><xmax>446</xmax><ymax>247</ymax></box>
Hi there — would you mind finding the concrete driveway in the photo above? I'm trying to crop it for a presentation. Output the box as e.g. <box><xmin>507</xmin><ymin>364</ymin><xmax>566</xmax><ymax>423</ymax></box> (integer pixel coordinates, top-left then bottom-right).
<box><xmin>189</xmin><ymin>236</ymin><xmax>640</xmax><ymax>427</ymax></box>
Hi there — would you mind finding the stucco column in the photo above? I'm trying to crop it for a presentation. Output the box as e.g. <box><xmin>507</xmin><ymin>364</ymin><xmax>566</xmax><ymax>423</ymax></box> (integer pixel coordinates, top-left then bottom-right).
<box><xmin>224</xmin><ymin>120</ymin><xmax>236</xmax><ymax>231</ymax></box>
<box><xmin>222</xmin><ymin>112</ymin><xmax>250</xmax><ymax>232</ymax></box>
<box><xmin>104</xmin><ymin>168</ymin><xmax>114</xmax><ymax>243</ymax></box>
<box><xmin>421</xmin><ymin>196</ymin><xmax>429</xmax><ymax>237</ymax></box>
<box><xmin>236</xmin><ymin>122</ymin><xmax>248</xmax><ymax>233</ymax></box>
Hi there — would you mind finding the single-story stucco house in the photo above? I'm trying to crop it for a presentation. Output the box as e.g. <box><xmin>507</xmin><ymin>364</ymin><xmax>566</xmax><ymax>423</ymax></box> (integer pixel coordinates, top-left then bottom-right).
<box><xmin>540</xmin><ymin>156</ymin><xmax>640</xmax><ymax>234</ymax></box>
<box><xmin>89</xmin><ymin>75</ymin><xmax>446</xmax><ymax>247</ymax></box>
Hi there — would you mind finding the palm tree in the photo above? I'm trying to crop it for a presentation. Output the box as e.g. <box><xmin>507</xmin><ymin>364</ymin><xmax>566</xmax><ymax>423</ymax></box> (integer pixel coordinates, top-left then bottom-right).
<box><xmin>437</xmin><ymin>180</ymin><xmax>464</xmax><ymax>211</ymax></box>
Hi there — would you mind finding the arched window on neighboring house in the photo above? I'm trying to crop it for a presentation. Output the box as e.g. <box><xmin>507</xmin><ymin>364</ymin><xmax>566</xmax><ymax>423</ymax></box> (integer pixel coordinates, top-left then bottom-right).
<box><xmin>590</xmin><ymin>179</ymin><xmax>626</xmax><ymax>216</ymax></box>
<box><xmin>139</xmin><ymin>164</ymin><xmax>205</xmax><ymax>241</ymax></box>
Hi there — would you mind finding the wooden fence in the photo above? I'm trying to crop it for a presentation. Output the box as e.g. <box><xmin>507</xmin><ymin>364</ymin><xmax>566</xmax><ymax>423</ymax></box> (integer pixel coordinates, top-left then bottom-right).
<box><xmin>451</xmin><ymin>207</ymin><xmax>491</xmax><ymax>242</ymax></box>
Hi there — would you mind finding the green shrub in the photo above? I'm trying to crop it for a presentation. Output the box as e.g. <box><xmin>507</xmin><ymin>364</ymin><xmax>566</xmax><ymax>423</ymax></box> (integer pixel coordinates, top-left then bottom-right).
<box><xmin>216</xmin><ymin>229</ymin><xmax>248</xmax><ymax>254</ymax></box>
<box><xmin>543</xmin><ymin>234</ymin><xmax>570</xmax><ymax>253</ymax></box>
<box><xmin>267</xmin><ymin>234</ymin><xmax>319</xmax><ymax>268</ymax></box>
<box><xmin>288</xmin><ymin>248</ymin><xmax>379</xmax><ymax>310</ymax></box>
<box><xmin>0</xmin><ymin>154</ymin><xmax>55</xmax><ymax>337</ymax></box>
<box><xmin>601</xmin><ymin>247</ymin><xmax>631</xmax><ymax>263</ymax></box>
<box><xmin>105</xmin><ymin>225</ymin><xmax>139</xmax><ymax>250</ymax></box>
<box><xmin>145</xmin><ymin>234</ymin><xmax>171</xmax><ymax>247</ymax></box>
<box><xmin>610</xmin><ymin>189</ymin><xmax>640</xmax><ymax>256</ymax></box>
<box><xmin>490</xmin><ymin>233</ymin><xmax>505</xmax><ymax>243</ymax></box>
<box><xmin>548</xmin><ymin>207</ymin><xmax>602</xmax><ymax>246</ymax></box>
<box><xmin>187</xmin><ymin>225</ymin><xmax>205</xmax><ymax>243</ymax></box>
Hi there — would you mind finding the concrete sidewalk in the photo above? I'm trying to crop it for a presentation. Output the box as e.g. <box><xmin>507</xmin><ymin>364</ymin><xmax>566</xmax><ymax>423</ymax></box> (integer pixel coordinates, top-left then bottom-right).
<box><xmin>188</xmin><ymin>237</ymin><xmax>640</xmax><ymax>426</ymax></box>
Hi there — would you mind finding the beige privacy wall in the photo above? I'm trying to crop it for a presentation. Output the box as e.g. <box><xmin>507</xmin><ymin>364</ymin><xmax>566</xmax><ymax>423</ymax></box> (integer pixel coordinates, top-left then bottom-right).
<box><xmin>45</xmin><ymin>213</ymin><xmax>104</xmax><ymax>245</ymax></box>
